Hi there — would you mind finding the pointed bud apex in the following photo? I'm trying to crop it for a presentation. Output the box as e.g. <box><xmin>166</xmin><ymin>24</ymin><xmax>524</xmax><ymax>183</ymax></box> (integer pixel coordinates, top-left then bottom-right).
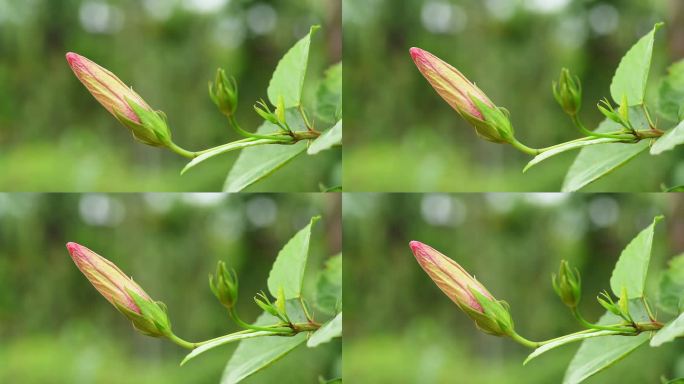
<box><xmin>409</xmin><ymin>47</ymin><xmax>513</xmax><ymax>143</ymax></box>
<box><xmin>552</xmin><ymin>68</ymin><xmax>582</xmax><ymax>116</ymax></box>
<box><xmin>551</xmin><ymin>260</ymin><xmax>581</xmax><ymax>308</ymax></box>
<box><xmin>410</xmin><ymin>241</ymin><xmax>513</xmax><ymax>336</ymax></box>
<box><xmin>209</xmin><ymin>68</ymin><xmax>238</xmax><ymax>117</ymax></box>
<box><xmin>66</xmin><ymin>52</ymin><xmax>172</xmax><ymax>147</ymax></box>
<box><xmin>209</xmin><ymin>260</ymin><xmax>239</xmax><ymax>310</ymax></box>
<box><xmin>66</xmin><ymin>242</ymin><xmax>171</xmax><ymax>337</ymax></box>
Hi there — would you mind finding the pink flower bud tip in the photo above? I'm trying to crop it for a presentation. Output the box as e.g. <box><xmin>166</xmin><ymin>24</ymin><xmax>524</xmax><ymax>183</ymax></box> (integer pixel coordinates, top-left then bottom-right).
<box><xmin>66</xmin><ymin>242</ymin><xmax>151</xmax><ymax>314</ymax></box>
<box><xmin>65</xmin><ymin>51</ymin><xmax>151</xmax><ymax>124</ymax></box>
<box><xmin>409</xmin><ymin>240</ymin><xmax>493</xmax><ymax>312</ymax></box>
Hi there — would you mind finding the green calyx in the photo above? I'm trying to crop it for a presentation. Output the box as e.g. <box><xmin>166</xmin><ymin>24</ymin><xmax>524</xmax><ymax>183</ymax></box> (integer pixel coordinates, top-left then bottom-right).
<box><xmin>468</xmin><ymin>287</ymin><xmax>514</xmax><ymax>337</ymax></box>
<box><xmin>209</xmin><ymin>68</ymin><xmax>238</xmax><ymax>117</ymax></box>
<box><xmin>469</xmin><ymin>95</ymin><xmax>515</xmax><ymax>143</ymax></box>
<box><xmin>552</xmin><ymin>260</ymin><xmax>582</xmax><ymax>308</ymax></box>
<box><xmin>552</xmin><ymin>68</ymin><xmax>582</xmax><ymax>116</ymax></box>
<box><xmin>115</xmin><ymin>97</ymin><xmax>172</xmax><ymax>147</ymax></box>
<box><xmin>120</xmin><ymin>288</ymin><xmax>173</xmax><ymax>338</ymax></box>
<box><xmin>209</xmin><ymin>260</ymin><xmax>239</xmax><ymax>310</ymax></box>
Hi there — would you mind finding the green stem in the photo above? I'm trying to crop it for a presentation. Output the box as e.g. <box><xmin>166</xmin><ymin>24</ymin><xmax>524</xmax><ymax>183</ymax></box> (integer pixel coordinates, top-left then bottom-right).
<box><xmin>229</xmin><ymin>307</ymin><xmax>293</xmax><ymax>333</ymax></box>
<box><xmin>166</xmin><ymin>141</ymin><xmax>198</xmax><ymax>159</ymax></box>
<box><xmin>509</xmin><ymin>331</ymin><xmax>541</xmax><ymax>349</ymax></box>
<box><xmin>228</xmin><ymin>115</ymin><xmax>293</xmax><ymax>141</ymax></box>
<box><xmin>166</xmin><ymin>332</ymin><xmax>199</xmax><ymax>350</ymax></box>
<box><xmin>572</xmin><ymin>308</ymin><xmax>635</xmax><ymax>332</ymax></box>
<box><xmin>571</xmin><ymin>115</ymin><xmax>634</xmax><ymax>140</ymax></box>
<box><xmin>508</xmin><ymin>138</ymin><xmax>541</xmax><ymax>156</ymax></box>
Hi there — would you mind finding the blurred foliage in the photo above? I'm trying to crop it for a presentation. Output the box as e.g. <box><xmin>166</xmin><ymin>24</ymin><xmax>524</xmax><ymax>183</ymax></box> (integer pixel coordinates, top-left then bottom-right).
<box><xmin>0</xmin><ymin>0</ymin><xmax>341</xmax><ymax>191</ymax></box>
<box><xmin>344</xmin><ymin>193</ymin><xmax>684</xmax><ymax>382</ymax></box>
<box><xmin>0</xmin><ymin>193</ymin><xmax>341</xmax><ymax>383</ymax></box>
<box><xmin>344</xmin><ymin>0</ymin><xmax>684</xmax><ymax>191</ymax></box>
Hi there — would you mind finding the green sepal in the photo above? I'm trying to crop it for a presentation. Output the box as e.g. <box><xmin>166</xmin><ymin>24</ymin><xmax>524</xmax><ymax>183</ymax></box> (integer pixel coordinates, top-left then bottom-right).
<box><xmin>275</xmin><ymin>95</ymin><xmax>287</xmax><ymax>125</ymax></box>
<box><xmin>470</xmin><ymin>95</ymin><xmax>515</xmax><ymax>142</ymax></box>
<box><xmin>254</xmin><ymin>99</ymin><xmax>279</xmax><ymax>124</ymax></box>
<box><xmin>597</xmin><ymin>290</ymin><xmax>622</xmax><ymax>316</ymax></box>
<box><xmin>254</xmin><ymin>291</ymin><xmax>280</xmax><ymax>318</ymax></box>
<box><xmin>469</xmin><ymin>288</ymin><xmax>514</xmax><ymax>336</ymax></box>
<box><xmin>127</xmin><ymin>288</ymin><xmax>172</xmax><ymax>337</ymax></box>
<box><xmin>117</xmin><ymin>97</ymin><xmax>172</xmax><ymax>147</ymax></box>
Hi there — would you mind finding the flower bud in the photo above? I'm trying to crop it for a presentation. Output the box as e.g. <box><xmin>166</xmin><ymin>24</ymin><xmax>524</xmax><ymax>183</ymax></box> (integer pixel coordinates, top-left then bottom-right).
<box><xmin>551</xmin><ymin>260</ymin><xmax>581</xmax><ymax>308</ymax></box>
<box><xmin>209</xmin><ymin>260</ymin><xmax>238</xmax><ymax>310</ymax></box>
<box><xmin>409</xmin><ymin>241</ymin><xmax>513</xmax><ymax>336</ymax></box>
<box><xmin>209</xmin><ymin>68</ymin><xmax>238</xmax><ymax>117</ymax></box>
<box><xmin>66</xmin><ymin>242</ymin><xmax>171</xmax><ymax>337</ymax></box>
<box><xmin>552</xmin><ymin>68</ymin><xmax>582</xmax><ymax>116</ymax></box>
<box><xmin>409</xmin><ymin>47</ymin><xmax>514</xmax><ymax>143</ymax></box>
<box><xmin>65</xmin><ymin>52</ymin><xmax>172</xmax><ymax>147</ymax></box>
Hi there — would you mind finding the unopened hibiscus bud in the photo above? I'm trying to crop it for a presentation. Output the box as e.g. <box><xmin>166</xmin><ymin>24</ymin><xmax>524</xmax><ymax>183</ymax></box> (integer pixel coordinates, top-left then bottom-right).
<box><xmin>66</xmin><ymin>242</ymin><xmax>171</xmax><ymax>338</ymax></box>
<box><xmin>65</xmin><ymin>52</ymin><xmax>172</xmax><ymax>147</ymax></box>
<box><xmin>409</xmin><ymin>47</ymin><xmax>514</xmax><ymax>143</ymax></box>
<box><xmin>551</xmin><ymin>260</ymin><xmax>581</xmax><ymax>308</ymax></box>
<box><xmin>552</xmin><ymin>68</ymin><xmax>582</xmax><ymax>116</ymax></box>
<box><xmin>209</xmin><ymin>260</ymin><xmax>239</xmax><ymax>310</ymax></box>
<box><xmin>409</xmin><ymin>241</ymin><xmax>513</xmax><ymax>336</ymax></box>
<box><xmin>209</xmin><ymin>68</ymin><xmax>238</xmax><ymax>117</ymax></box>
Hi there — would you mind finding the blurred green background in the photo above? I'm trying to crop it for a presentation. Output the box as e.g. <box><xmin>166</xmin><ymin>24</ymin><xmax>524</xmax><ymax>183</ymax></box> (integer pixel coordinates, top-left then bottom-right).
<box><xmin>0</xmin><ymin>193</ymin><xmax>341</xmax><ymax>383</ymax></box>
<box><xmin>344</xmin><ymin>193</ymin><xmax>684</xmax><ymax>382</ymax></box>
<box><xmin>0</xmin><ymin>0</ymin><xmax>341</xmax><ymax>191</ymax></box>
<box><xmin>344</xmin><ymin>0</ymin><xmax>684</xmax><ymax>191</ymax></box>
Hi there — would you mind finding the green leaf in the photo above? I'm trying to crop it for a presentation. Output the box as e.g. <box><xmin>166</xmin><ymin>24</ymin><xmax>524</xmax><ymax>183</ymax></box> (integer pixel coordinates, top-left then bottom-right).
<box><xmin>658</xmin><ymin>253</ymin><xmax>684</xmax><ymax>315</ymax></box>
<box><xmin>267</xmin><ymin>216</ymin><xmax>320</xmax><ymax>299</ymax></box>
<box><xmin>307</xmin><ymin>312</ymin><xmax>342</xmax><ymax>348</ymax></box>
<box><xmin>658</xmin><ymin>60</ymin><xmax>684</xmax><ymax>122</ymax></box>
<box><xmin>180</xmin><ymin>331</ymin><xmax>272</xmax><ymax>366</ymax></box>
<box><xmin>563</xmin><ymin>301</ymin><xmax>652</xmax><ymax>384</ymax></box>
<box><xmin>223</xmin><ymin>111</ymin><xmax>307</xmax><ymax>192</ymax></box>
<box><xmin>315</xmin><ymin>253</ymin><xmax>342</xmax><ymax>315</ymax></box>
<box><xmin>267</xmin><ymin>25</ymin><xmax>320</xmax><ymax>108</ymax></box>
<box><xmin>562</xmin><ymin>118</ymin><xmax>650</xmax><ymax>192</ymax></box>
<box><xmin>316</xmin><ymin>62</ymin><xmax>342</xmax><ymax>124</ymax></box>
<box><xmin>181</xmin><ymin>139</ymin><xmax>274</xmax><ymax>175</ymax></box>
<box><xmin>308</xmin><ymin>120</ymin><xmax>342</xmax><ymax>155</ymax></box>
<box><xmin>524</xmin><ymin>330</ymin><xmax>621</xmax><ymax>365</ymax></box>
<box><xmin>610</xmin><ymin>215</ymin><xmax>663</xmax><ymax>298</ymax></box>
<box><xmin>610</xmin><ymin>23</ymin><xmax>663</xmax><ymax>106</ymax></box>
<box><xmin>651</xmin><ymin>312</ymin><xmax>684</xmax><ymax>347</ymax></box>
<box><xmin>664</xmin><ymin>185</ymin><xmax>684</xmax><ymax>192</ymax></box>
<box><xmin>523</xmin><ymin>138</ymin><xmax>619</xmax><ymax>173</ymax></box>
<box><xmin>221</xmin><ymin>302</ymin><xmax>308</xmax><ymax>384</ymax></box>
<box><xmin>651</xmin><ymin>120</ymin><xmax>684</xmax><ymax>155</ymax></box>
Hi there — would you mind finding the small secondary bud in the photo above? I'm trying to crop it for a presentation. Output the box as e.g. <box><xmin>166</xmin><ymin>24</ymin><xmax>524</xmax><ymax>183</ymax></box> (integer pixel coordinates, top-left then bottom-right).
<box><xmin>66</xmin><ymin>52</ymin><xmax>172</xmax><ymax>147</ymax></box>
<box><xmin>409</xmin><ymin>47</ymin><xmax>514</xmax><ymax>143</ymax></box>
<box><xmin>410</xmin><ymin>241</ymin><xmax>513</xmax><ymax>336</ymax></box>
<box><xmin>552</xmin><ymin>260</ymin><xmax>581</xmax><ymax>308</ymax></box>
<box><xmin>209</xmin><ymin>68</ymin><xmax>238</xmax><ymax>117</ymax></box>
<box><xmin>209</xmin><ymin>260</ymin><xmax>239</xmax><ymax>310</ymax></box>
<box><xmin>552</xmin><ymin>68</ymin><xmax>582</xmax><ymax>116</ymax></box>
<box><xmin>66</xmin><ymin>242</ymin><xmax>171</xmax><ymax>337</ymax></box>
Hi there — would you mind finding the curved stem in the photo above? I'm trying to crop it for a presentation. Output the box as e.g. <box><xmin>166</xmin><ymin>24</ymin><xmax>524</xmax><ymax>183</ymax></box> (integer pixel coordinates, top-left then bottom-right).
<box><xmin>166</xmin><ymin>332</ymin><xmax>199</xmax><ymax>349</ymax></box>
<box><xmin>571</xmin><ymin>115</ymin><xmax>634</xmax><ymax>140</ymax></box>
<box><xmin>229</xmin><ymin>307</ymin><xmax>293</xmax><ymax>333</ymax></box>
<box><xmin>572</xmin><ymin>308</ymin><xmax>635</xmax><ymax>332</ymax></box>
<box><xmin>229</xmin><ymin>115</ymin><xmax>293</xmax><ymax>141</ymax></box>
<box><xmin>508</xmin><ymin>138</ymin><xmax>541</xmax><ymax>156</ymax></box>
<box><xmin>509</xmin><ymin>331</ymin><xmax>541</xmax><ymax>349</ymax></box>
<box><xmin>166</xmin><ymin>141</ymin><xmax>198</xmax><ymax>159</ymax></box>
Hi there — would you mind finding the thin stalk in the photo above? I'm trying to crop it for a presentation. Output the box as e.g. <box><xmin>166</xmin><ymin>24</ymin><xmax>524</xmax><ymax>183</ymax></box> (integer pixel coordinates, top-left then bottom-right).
<box><xmin>571</xmin><ymin>115</ymin><xmax>634</xmax><ymax>140</ymax></box>
<box><xmin>166</xmin><ymin>332</ymin><xmax>199</xmax><ymax>349</ymax></box>
<box><xmin>166</xmin><ymin>141</ymin><xmax>198</xmax><ymax>159</ymax></box>
<box><xmin>229</xmin><ymin>307</ymin><xmax>293</xmax><ymax>333</ymax></box>
<box><xmin>509</xmin><ymin>332</ymin><xmax>541</xmax><ymax>349</ymax></box>
<box><xmin>572</xmin><ymin>308</ymin><xmax>635</xmax><ymax>332</ymax></box>
<box><xmin>229</xmin><ymin>115</ymin><xmax>293</xmax><ymax>141</ymax></box>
